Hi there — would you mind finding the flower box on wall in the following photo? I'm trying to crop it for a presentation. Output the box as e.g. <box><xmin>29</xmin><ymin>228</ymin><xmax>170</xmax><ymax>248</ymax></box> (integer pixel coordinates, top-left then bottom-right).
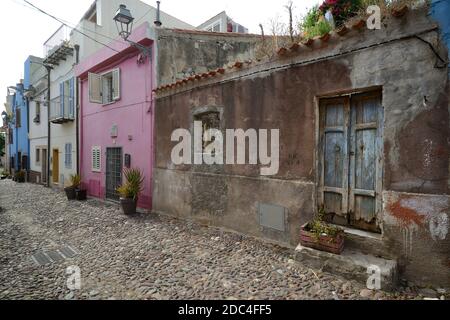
<box><xmin>300</xmin><ymin>223</ymin><xmax>345</xmax><ymax>255</ymax></box>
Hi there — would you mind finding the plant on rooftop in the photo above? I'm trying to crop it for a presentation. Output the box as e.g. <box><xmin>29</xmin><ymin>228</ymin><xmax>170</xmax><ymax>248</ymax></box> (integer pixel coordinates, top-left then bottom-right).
<box><xmin>301</xmin><ymin>5</ymin><xmax>333</xmax><ymax>40</ymax></box>
<box><xmin>319</xmin><ymin>0</ymin><xmax>363</xmax><ymax>27</ymax></box>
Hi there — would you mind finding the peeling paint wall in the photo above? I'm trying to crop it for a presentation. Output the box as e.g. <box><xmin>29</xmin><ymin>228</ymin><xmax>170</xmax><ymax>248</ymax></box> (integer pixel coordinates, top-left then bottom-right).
<box><xmin>154</xmin><ymin>8</ymin><xmax>450</xmax><ymax>287</ymax></box>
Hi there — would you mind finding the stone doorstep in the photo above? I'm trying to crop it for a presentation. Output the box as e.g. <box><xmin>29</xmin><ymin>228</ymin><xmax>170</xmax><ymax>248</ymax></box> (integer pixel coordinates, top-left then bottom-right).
<box><xmin>294</xmin><ymin>244</ymin><xmax>398</xmax><ymax>292</ymax></box>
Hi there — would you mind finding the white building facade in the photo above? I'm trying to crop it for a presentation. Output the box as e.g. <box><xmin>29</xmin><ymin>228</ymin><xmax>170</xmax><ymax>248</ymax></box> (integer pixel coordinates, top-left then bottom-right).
<box><xmin>27</xmin><ymin>56</ymin><xmax>49</xmax><ymax>185</ymax></box>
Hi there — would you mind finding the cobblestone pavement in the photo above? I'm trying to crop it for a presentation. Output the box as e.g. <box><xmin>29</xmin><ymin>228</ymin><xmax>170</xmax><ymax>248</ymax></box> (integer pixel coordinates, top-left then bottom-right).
<box><xmin>0</xmin><ymin>180</ymin><xmax>439</xmax><ymax>300</ymax></box>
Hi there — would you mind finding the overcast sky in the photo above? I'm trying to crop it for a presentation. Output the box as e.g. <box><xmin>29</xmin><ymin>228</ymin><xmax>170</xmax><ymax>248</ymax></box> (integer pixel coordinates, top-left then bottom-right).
<box><xmin>1</xmin><ymin>0</ymin><xmax>320</xmax><ymax>113</ymax></box>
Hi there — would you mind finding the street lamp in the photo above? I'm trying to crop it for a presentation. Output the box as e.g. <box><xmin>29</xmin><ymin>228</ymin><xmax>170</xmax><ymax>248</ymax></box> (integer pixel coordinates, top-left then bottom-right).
<box><xmin>113</xmin><ymin>4</ymin><xmax>152</xmax><ymax>59</ymax></box>
<box><xmin>113</xmin><ymin>4</ymin><xmax>134</xmax><ymax>41</ymax></box>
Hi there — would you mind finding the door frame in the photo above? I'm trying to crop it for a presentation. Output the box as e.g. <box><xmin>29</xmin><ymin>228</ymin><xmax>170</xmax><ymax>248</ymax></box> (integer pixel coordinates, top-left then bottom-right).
<box><xmin>314</xmin><ymin>88</ymin><xmax>384</xmax><ymax>233</ymax></box>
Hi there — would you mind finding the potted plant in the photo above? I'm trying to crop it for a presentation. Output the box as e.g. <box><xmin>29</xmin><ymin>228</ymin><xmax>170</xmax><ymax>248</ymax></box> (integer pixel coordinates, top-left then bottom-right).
<box><xmin>300</xmin><ymin>207</ymin><xmax>345</xmax><ymax>254</ymax></box>
<box><xmin>1</xmin><ymin>170</ymin><xmax>9</xmax><ymax>180</ymax></box>
<box><xmin>116</xmin><ymin>168</ymin><xmax>145</xmax><ymax>215</ymax></box>
<box><xmin>75</xmin><ymin>181</ymin><xmax>88</xmax><ymax>201</ymax></box>
<box><xmin>15</xmin><ymin>170</ymin><xmax>26</xmax><ymax>183</ymax></box>
<box><xmin>64</xmin><ymin>175</ymin><xmax>81</xmax><ymax>200</ymax></box>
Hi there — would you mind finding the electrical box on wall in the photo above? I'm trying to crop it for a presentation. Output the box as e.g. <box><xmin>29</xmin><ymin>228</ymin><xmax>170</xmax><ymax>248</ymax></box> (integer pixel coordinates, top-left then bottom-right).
<box><xmin>124</xmin><ymin>154</ymin><xmax>131</xmax><ymax>168</ymax></box>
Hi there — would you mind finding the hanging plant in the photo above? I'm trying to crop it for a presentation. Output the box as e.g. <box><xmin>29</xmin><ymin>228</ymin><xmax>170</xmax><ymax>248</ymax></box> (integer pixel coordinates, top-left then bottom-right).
<box><xmin>319</xmin><ymin>0</ymin><xmax>363</xmax><ymax>27</ymax></box>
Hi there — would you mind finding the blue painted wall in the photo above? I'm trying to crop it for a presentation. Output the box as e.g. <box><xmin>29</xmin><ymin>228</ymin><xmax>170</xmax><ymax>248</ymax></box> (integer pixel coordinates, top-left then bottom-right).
<box><xmin>9</xmin><ymin>82</ymin><xmax>29</xmax><ymax>172</ymax></box>
<box><xmin>431</xmin><ymin>0</ymin><xmax>450</xmax><ymax>69</ymax></box>
<box><xmin>8</xmin><ymin>56</ymin><xmax>35</xmax><ymax>172</ymax></box>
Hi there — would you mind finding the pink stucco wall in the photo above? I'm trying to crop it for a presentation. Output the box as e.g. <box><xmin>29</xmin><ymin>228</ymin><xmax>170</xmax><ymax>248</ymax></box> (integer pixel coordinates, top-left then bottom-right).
<box><xmin>76</xmin><ymin>23</ymin><xmax>155</xmax><ymax>209</ymax></box>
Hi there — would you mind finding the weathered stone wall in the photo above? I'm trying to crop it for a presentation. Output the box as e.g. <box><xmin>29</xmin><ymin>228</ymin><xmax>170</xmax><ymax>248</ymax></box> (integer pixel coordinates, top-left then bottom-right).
<box><xmin>154</xmin><ymin>8</ymin><xmax>450</xmax><ymax>287</ymax></box>
<box><xmin>156</xmin><ymin>29</ymin><xmax>260</xmax><ymax>86</ymax></box>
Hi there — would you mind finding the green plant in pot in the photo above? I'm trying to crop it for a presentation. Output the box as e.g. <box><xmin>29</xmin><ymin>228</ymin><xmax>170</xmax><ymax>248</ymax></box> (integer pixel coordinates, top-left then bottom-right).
<box><xmin>117</xmin><ymin>168</ymin><xmax>144</xmax><ymax>215</ymax></box>
<box><xmin>15</xmin><ymin>170</ymin><xmax>26</xmax><ymax>183</ymax></box>
<box><xmin>300</xmin><ymin>206</ymin><xmax>345</xmax><ymax>254</ymax></box>
<box><xmin>64</xmin><ymin>175</ymin><xmax>80</xmax><ymax>200</ymax></box>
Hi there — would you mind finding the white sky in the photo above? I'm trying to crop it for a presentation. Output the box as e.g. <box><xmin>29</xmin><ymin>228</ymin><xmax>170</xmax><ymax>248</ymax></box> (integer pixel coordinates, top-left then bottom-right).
<box><xmin>0</xmin><ymin>0</ymin><xmax>320</xmax><ymax>113</ymax></box>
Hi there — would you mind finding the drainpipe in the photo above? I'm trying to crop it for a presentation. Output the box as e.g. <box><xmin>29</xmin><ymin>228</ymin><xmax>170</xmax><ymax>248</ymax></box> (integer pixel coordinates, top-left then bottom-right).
<box><xmin>26</xmin><ymin>96</ymin><xmax>30</xmax><ymax>179</ymax></box>
<box><xmin>45</xmin><ymin>66</ymin><xmax>51</xmax><ymax>188</ymax></box>
<box><xmin>74</xmin><ymin>44</ymin><xmax>80</xmax><ymax>176</ymax></box>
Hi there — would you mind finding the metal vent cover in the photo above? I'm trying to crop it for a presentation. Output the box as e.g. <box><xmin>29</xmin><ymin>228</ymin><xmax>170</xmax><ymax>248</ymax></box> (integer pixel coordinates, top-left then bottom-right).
<box><xmin>258</xmin><ymin>203</ymin><xmax>287</xmax><ymax>232</ymax></box>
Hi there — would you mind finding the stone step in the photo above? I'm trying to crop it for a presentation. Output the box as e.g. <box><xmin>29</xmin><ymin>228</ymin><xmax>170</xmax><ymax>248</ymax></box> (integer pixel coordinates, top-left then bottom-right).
<box><xmin>294</xmin><ymin>244</ymin><xmax>398</xmax><ymax>291</ymax></box>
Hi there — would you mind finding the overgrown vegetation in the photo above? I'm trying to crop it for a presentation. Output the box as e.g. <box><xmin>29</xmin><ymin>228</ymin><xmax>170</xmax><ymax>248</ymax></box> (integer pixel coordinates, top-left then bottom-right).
<box><xmin>301</xmin><ymin>6</ymin><xmax>333</xmax><ymax>39</ymax></box>
<box><xmin>256</xmin><ymin>0</ymin><xmax>425</xmax><ymax>59</ymax></box>
<box><xmin>306</xmin><ymin>206</ymin><xmax>344</xmax><ymax>242</ymax></box>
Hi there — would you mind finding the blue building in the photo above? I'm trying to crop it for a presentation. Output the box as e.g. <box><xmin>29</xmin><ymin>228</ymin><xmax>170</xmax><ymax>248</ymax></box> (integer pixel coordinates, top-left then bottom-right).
<box><xmin>7</xmin><ymin>56</ymin><xmax>42</xmax><ymax>174</ymax></box>
<box><xmin>431</xmin><ymin>0</ymin><xmax>450</xmax><ymax>72</ymax></box>
<box><xmin>7</xmin><ymin>80</ymin><xmax>28</xmax><ymax>174</ymax></box>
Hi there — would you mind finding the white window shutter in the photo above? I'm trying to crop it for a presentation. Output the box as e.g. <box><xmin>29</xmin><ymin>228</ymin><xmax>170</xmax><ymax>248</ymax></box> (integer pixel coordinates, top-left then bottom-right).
<box><xmin>92</xmin><ymin>146</ymin><xmax>101</xmax><ymax>172</ymax></box>
<box><xmin>88</xmin><ymin>73</ymin><xmax>102</xmax><ymax>104</ymax></box>
<box><xmin>112</xmin><ymin>68</ymin><xmax>121</xmax><ymax>101</ymax></box>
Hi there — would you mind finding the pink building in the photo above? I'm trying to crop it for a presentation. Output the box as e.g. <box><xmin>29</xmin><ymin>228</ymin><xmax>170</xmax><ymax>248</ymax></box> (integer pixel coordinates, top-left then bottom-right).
<box><xmin>75</xmin><ymin>23</ymin><xmax>154</xmax><ymax>209</ymax></box>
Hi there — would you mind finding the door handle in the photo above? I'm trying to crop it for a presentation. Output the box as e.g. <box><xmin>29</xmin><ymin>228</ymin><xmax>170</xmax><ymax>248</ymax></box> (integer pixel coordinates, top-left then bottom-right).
<box><xmin>350</xmin><ymin>151</ymin><xmax>355</xmax><ymax>156</ymax></box>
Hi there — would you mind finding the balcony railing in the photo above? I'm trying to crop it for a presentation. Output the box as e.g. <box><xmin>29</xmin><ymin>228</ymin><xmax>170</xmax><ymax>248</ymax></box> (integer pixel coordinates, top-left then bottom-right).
<box><xmin>43</xmin><ymin>25</ymin><xmax>72</xmax><ymax>58</ymax></box>
<box><xmin>49</xmin><ymin>95</ymin><xmax>75</xmax><ymax>124</ymax></box>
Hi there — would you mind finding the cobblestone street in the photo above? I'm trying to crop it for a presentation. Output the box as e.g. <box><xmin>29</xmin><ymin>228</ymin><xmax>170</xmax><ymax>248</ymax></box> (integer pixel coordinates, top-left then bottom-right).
<box><xmin>0</xmin><ymin>180</ymin><xmax>429</xmax><ymax>300</ymax></box>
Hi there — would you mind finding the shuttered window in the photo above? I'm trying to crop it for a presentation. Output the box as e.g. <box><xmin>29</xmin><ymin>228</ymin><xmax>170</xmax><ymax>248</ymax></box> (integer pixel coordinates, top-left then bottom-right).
<box><xmin>16</xmin><ymin>108</ymin><xmax>21</xmax><ymax>127</ymax></box>
<box><xmin>65</xmin><ymin>143</ymin><xmax>72</xmax><ymax>169</ymax></box>
<box><xmin>92</xmin><ymin>146</ymin><xmax>101</xmax><ymax>172</ymax></box>
<box><xmin>88</xmin><ymin>68</ymin><xmax>121</xmax><ymax>104</ymax></box>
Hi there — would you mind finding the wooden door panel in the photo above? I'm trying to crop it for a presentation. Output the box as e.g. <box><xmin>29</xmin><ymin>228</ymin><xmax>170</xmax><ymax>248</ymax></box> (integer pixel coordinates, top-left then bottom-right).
<box><xmin>324</xmin><ymin>132</ymin><xmax>345</xmax><ymax>188</ymax></box>
<box><xmin>349</xmin><ymin>93</ymin><xmax>382</xmax><ymax>232</ymax></box>
<box><xmin>319</xmin><ymin>98</ymin><xmax>349</xmax><ymax>218</ymax></box>
<box><xmin>355</xmin><ymin>129</ymin><xmax>377</xmax><ymax>191</ymax></box>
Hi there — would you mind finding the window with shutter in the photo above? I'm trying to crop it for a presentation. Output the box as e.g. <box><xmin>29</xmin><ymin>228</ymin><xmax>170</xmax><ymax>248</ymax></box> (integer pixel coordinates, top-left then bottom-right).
<box><xmin>69</xmin><ymin>77</ymin><xmax>75</xmax><ymax>118</ymax></box>
<box><xmin>112</xmin><ymin>68</ymin><xmax>121</xmax><ymax>101</ymax></box>
<box><xmin>89</xmin><ymin>73</ymin><xmax>103</xmax><ymax>104</ymax></box>
<box><xmin>92</xmin><ymin>146</ymin><xmax>101</xmax><ymax>172</ymax></box>
<box><xmin>65</xmin><ymin>143</ymin><xmax>72</xmax><ymax>169</ymax></box>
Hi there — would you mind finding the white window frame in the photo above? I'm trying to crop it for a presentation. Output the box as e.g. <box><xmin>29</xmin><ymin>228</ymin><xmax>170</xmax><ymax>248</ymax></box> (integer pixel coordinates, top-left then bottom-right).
<box><xmin>92</xmin><ymin>146</ymin><xmax>102</xmax><ymax>173</ymax></box>
<box><xmin>88</xmin><ymin>68</ymin><xmax>121</xmax><ymax>105</ymax></box>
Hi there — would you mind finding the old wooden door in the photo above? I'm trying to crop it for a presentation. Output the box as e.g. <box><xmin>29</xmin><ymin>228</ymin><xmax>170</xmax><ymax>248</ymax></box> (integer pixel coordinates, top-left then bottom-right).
<box><xmin>52</xmin><ymin>149</ymin><xmax>59</xmax><ymax>184</ymax></box>
<box><xmin>319</xmin><ymin>92</ymin><xmax>383</xmax><ymax>233</ymax></box>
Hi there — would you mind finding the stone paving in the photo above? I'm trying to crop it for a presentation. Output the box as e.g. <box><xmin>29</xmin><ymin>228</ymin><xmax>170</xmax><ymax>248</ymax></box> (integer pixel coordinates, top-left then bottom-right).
<box><xmin>0</xmin><ymin>180</ymin><xmax>442</xmax><ymax>300</ymax></box>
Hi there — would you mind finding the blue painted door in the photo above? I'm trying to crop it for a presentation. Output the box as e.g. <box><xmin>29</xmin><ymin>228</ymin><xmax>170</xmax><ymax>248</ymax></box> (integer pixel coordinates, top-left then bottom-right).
<box><xmin>319</xmin><ymin>91</ymin><xmax>383</xmax><ymax>233</ymax></box>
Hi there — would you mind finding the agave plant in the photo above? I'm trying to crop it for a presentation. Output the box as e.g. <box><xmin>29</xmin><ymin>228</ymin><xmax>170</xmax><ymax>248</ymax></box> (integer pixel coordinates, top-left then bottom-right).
<box><xmin>69</xmin><ymin>174</ymin><xmax>81</xmax><ymax>189</ymax></box>
<box><xmin>117</xmin><ymin>168</ymin><xmax>145</xmax><ymax>201</ymax></box>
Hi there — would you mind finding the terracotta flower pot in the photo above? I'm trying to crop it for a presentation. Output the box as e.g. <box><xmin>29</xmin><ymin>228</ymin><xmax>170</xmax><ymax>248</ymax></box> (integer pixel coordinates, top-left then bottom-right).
<box><xmin>300</xmin><ymin>223</ymin><xmax>345</xmax><ymax>255</ymax></box>
<box><xmin>120</xmin><ymin>198</ymin><xmax>138</xmax><ymax>215</ymax></box>
<box><xmin>64</xmin><ymin>187</ymin><xmax>77</xmax><ymax>201</ymax></box>
<box><xmin>336</xmin><ymin>25</ymin><xmax>349</xmax><ymax>36</ymax></box>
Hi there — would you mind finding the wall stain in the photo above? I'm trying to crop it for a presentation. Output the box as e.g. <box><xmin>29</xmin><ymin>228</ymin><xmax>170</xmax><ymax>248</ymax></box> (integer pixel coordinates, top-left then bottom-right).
<box><xmin>389</xmin><ymin>200</ymin><xmax>425</xmax><ymax>228</ymax></box>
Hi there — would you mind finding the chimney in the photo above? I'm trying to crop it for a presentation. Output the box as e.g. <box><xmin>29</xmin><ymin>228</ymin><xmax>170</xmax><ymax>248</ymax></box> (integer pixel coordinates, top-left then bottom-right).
<box><xmin>154</xmin><ymin>1</ymin><xmax>162</xmax><ymax>27</ymax></box>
